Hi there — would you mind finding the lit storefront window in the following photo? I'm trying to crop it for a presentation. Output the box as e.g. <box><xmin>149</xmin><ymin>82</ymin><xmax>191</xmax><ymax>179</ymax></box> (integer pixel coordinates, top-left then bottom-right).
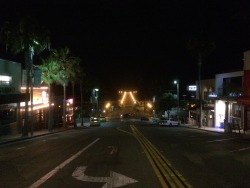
<box><xmin>0</xmin><ymin>75</ymin><xmax>12</xmax><ymax>85</ymax></box>
<box><xmin>20</xmin><ymin>87</ymin><xmax>49</xmax><ymax>110</ymax></box>
<box><xmin>215</xmin><ymin>100</ymin><xmax>225</xmax><ymax>128</ymax></box>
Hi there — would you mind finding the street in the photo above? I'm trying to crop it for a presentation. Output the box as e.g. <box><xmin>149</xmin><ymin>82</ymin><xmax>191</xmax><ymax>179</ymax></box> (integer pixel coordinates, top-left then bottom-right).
<box><xmin>1</xmin><ymin>117</ymin><xmax>250</xmax><ymax>188</ymax></box>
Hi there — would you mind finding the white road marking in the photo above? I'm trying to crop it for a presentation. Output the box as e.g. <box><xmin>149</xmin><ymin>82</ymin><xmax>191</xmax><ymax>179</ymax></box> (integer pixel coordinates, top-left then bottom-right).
<box><xmin>108</xmin><ymin>146</ymin><xmax>118</xmax><ymax>155</ymax></box>
<box><xmin>207</xmin><ymin>137</ymin><xmax>237</xmax><ymax>143</ymax></box>
<box><xmin>15</xmin><ymin>147</ymin><xmax>25</xmax><ymax>150</ymax></box>
<box><xmin>29</xmin><ymin>138</ymin><xmax>100</xmax><ymax>188</ymax></box>
<box><xmin>230</xmin><ymin>147</ymin><xmax>250</xmax><ymax>153</ymax></box>
<box><xmin>72</xmin><ymin>166</ymin><xmax>138</xmax><ymax>188</ymax></box>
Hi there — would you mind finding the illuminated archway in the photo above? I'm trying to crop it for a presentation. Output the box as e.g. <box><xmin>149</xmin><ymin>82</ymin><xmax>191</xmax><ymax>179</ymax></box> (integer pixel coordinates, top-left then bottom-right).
<box><xmin>119</xmin><ymin>91</ymin><xmax>137</xmax><ymax>106</ymax></box>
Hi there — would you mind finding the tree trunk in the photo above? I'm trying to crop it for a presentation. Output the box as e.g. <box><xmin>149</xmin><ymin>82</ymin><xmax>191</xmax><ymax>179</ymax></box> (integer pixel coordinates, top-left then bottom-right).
<box><xmin>80</xmin><ymin>81</ymin><xmax>84</xmax><ymax>126</ymax></box>
<box><xmin>23</xmin><ymin>51</ymin><xmax>31</xmax><ymax>137</ymax></box>
<box><xmin>63</xmin><ymin>84</ymin><xmax>66</xmax><ymax>128</ymax></box>
<box><xmin>48</xmin><ymin>84</ymin><xmax>53</xmax><ymax>132</ymax></box>
<box><xmin>72</xmin><ymin>81</ymin><xmax>77</xmax><ymax>128</ymax></box>
<box><xmin>198</xmin><ymin>54</ymin><xmax>203</xmax><ymax>128</ymax></box>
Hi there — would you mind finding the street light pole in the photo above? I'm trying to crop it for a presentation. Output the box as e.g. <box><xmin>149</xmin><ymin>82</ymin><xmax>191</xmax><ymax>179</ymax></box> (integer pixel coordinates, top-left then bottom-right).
<box><xmin>174</xmin><ymin>80</ymin><xmax>179</xmax><ymax>110</ymax></box>
<box><xmin>198</xmin><ymin>55</ymin><xmax>202</xmax><ymax>128</ymax></box>
<box><xmin>94</xmin><ymin>88</ymin><xmax>99</xmax><ymax>116</ymax></box>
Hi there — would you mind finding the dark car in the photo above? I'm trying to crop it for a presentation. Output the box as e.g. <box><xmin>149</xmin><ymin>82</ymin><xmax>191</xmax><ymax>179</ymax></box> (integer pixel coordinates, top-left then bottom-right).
<box><xmin>120</xmin><ymin>113</ymin><xmax>130</xmax><ymax>118</ymax></box>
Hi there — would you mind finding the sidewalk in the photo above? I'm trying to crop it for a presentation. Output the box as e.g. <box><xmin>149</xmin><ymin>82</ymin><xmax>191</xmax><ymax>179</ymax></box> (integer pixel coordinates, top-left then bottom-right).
<box><xmin>0</xmin><ymin>122</ymin><xmax>249</xmax><ymax>145</ymax></box>
<box><xmin>181</xmin><ymin>124</ymin><xmax>225</xmax><ymax>133</ymax></box>
<box><xmin>181</xmin><ymin>123</ymin><xmax>250</xmax><ymax>136</ymax></box>
<box><xmin>0</xmin><ymin>121</ymin><xmax>91</xmax><ymax>145</ymax></box>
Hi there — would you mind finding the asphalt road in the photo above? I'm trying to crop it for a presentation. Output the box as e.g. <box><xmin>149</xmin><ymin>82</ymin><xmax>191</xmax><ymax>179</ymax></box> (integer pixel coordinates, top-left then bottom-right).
<box><xmin>1</xmin><ymin>117</ymin><xmax>250</xmax><ymax>188</ymax></box>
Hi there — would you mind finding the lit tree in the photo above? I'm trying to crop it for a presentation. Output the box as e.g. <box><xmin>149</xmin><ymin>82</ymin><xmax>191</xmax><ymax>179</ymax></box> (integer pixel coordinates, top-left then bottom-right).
<box><xmin>51</xmin><ymin>47</ymin><xmax>78</xmax><ymax>127</ymax></box>
<box><xmin>39</xmin><ymin>55</ymin><xmax>61</xmax><ymax>132</ymax></box>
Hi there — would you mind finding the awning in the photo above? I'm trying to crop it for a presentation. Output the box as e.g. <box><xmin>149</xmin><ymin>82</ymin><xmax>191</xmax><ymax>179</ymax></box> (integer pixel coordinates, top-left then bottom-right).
<box><xmin>237</xmin><ymin>96</ymin><xmax>250</xmax><ymax>105</ymax></box>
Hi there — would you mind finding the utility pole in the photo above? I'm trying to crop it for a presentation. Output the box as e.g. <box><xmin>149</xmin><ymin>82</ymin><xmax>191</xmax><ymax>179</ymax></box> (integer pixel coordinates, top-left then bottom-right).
<box><xmin>198</xmin><ymin>54</ymin><xmax>202</xmax><ymax>128</ymax></box>
<box><xmin>174</xmin><ymin>80</ymin><xmax>179</xmax><ymax>114</ymax></box>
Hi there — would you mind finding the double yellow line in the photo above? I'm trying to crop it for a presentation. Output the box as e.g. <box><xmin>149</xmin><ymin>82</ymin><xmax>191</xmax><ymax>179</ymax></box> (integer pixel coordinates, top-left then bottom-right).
<box><xmin>130</xmin><ymin>125</ymin><xmax>192</xmax><ymax>188</ymax></box>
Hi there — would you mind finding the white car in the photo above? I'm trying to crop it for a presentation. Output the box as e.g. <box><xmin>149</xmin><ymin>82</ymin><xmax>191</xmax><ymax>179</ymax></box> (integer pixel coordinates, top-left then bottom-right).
<box><xmin>90</xmin><ymin>117</ymin><xmax>101</xmax><ymax>126</ymax></box>
<box><xmin>158</xmin><ymin>118</ymin><xmax>180</xmax><ymax>126</ymax></box>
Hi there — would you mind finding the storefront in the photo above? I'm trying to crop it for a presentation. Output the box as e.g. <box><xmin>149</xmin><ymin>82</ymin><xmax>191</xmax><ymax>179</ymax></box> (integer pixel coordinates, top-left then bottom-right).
<box><xmin>237</xmin><ymin>96</ymin><xmax>250</xmax><ymax>131</ymax></box>
<box><xmin>214</xmin><ymin>99</ymin><xmax>242</xmax><ymax>128</ymax></box>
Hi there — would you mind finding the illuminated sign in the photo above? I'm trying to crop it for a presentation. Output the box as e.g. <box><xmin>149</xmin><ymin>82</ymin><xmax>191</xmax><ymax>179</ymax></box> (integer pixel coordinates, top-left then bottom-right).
<box><xmin>0</xmin><ymin>75</ymin><xmax>12</xmax><ymax>85</ymax></box>
<box><xmin>208</xmin><ymin>92</ymin><xmax>217</xmax><ymax>97</ymax></box>
<box><xmin>188</xmin><ymin>85</ymin><xmax>196</xmax><ymax>91</ymax></box>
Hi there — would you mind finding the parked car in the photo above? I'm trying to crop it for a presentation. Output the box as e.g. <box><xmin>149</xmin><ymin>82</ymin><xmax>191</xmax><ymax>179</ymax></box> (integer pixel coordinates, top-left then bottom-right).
<box><xmin>158</xmin><ymin>118</ymin><xmax>180</xmax><ymax>126</ymax></box>
<box><xmin>90</xmin><ymin>117</ymin><xmax>101</xmax><ymax>126</ymax></box>
<box><xmin>99</xmin><ymin>115</ymin><xmax>107</xmax><ymax>122</ymax></box>
<box><xmin>120</xmin><ymin>113</ymin><xmax>130</xmax><ymax>118</ymax></box>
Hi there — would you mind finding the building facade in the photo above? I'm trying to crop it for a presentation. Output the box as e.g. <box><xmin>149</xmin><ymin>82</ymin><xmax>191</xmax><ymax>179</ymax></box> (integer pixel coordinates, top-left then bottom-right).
<box><xmin>0</xmin><ymin>59</ymin><xmax>27</xmax><ymax>134</ymax></box>
<box><xmin>0</xmin><ymin>59</ymin><xmax>50</xmax><ymax>136</ymax></box>
<box><xmin>237</xmin><ymin>50</ymin><xmax>250</xmax><ymax>131</ymax></box>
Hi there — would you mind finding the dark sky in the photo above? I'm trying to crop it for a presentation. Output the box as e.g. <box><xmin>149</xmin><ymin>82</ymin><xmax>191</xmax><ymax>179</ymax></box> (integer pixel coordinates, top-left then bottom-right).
<box><xmin>1</xmin><ymin>0</ymin><xmax>250</xmax><ymax>100</ymax></box>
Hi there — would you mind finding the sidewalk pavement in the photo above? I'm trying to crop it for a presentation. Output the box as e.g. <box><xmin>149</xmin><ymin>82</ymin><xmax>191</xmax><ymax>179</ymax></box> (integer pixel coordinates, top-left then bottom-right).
<box><xmin>181</xmin><ymin>124</ymin><xmax>250</xmax><ymax>136</ymax></box>
<box><xmin>0</xmin><ymin>122</ymin><xmax>249</xmax><ymax>145</ymax></box>
<box><xmin>0</xmin><ymin>121</ymin><xmax>91</xmax><ymax>146</ymax></box>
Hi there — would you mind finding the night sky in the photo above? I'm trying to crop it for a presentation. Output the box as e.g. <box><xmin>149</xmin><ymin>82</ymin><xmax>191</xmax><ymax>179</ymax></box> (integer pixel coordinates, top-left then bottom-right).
<box><xmin>1</xmin><ymin>0</ymin><xmax>250</xmax><ymax>100</ymax></box>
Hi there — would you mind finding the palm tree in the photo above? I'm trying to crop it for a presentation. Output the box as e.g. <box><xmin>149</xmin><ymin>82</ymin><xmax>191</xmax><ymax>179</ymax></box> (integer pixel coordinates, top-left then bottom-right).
<box><xmin>51</xmin><ymin>47</ymin><xmax>78</xmax><ymax>127</ymax></box>
<box><xmin>74</xmin><ymin>66</ymin><xmax>86</xmax><ymax>126</ymax></box>
<box><xmin>187</xmin><ymin>36</ymin><xmax>215</xmax><ymax>127</ymax></box>
<box><xmin>0</xmin><ymin>17</ymin><xmax>50</xmax><ymax>136</ymax></box>
<box><xmin>69</xmin><ymin>58</ymin><xmax>82</xmax><ymax>127</ymax></box>
<box><xmin>39</xmin><ymin>56</ymin><xmax>61</xmax><ymax>132</ymax></box>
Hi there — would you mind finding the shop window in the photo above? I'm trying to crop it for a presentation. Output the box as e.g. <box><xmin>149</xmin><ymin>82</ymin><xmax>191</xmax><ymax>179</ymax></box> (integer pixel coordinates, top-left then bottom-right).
<box><xmin>0</xmin><ymin>75</ymin><xmax>12</xmax><ymax>86</ymax></box>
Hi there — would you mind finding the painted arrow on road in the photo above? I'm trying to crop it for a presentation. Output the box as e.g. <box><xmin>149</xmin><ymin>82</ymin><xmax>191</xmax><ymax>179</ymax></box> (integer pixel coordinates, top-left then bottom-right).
<box><xmin>72</xmin><ymin>166</ymin><xmax>138</xmax><ymax>188</ymax></box>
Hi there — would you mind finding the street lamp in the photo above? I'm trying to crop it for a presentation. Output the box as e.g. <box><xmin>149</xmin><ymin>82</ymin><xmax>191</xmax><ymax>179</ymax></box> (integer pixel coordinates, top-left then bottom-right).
<box><xmin>93</xmin><ymin>88</ymin><xmax>99</xmax><ymax>115</ymax></box>
<box><xmin>174</xmin><ymin>80</ymin><xmax>179</xmax><ymax>110</ymax></box>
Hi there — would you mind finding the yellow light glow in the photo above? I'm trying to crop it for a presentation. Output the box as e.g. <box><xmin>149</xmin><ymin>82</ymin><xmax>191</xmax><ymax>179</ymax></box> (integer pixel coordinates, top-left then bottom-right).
<box><xmin>20</xmin><ymin>103</ymin><xmax>49</xmax><ymax>111</ymax></box>
<box><xmin>129</xmin><ymin>91</ymin><xmax>137</xmax><ymax>104</ymax></box>
<box><xmin>147</xmin><ymin>103</ymin><xmax>152</xmax><ymax>108</ymax></box>
<box><xmin>105</xmin><ymin>102</ymin><xmax>111</xmax><ymax>109</ymax></box>
<box><xmin>120</xmin><ymin>90</ymin><xmax>137</xmax><ymax>105</ymax></box>
<box><xmin>21</xmin><ymin>86</ymin><xmax>48</xmax><ymax>90</ymax></box>
<box><xmin>121</xmin><ymin>92</ymin><xmax>127</xmax><ymax>104</ymax></box>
